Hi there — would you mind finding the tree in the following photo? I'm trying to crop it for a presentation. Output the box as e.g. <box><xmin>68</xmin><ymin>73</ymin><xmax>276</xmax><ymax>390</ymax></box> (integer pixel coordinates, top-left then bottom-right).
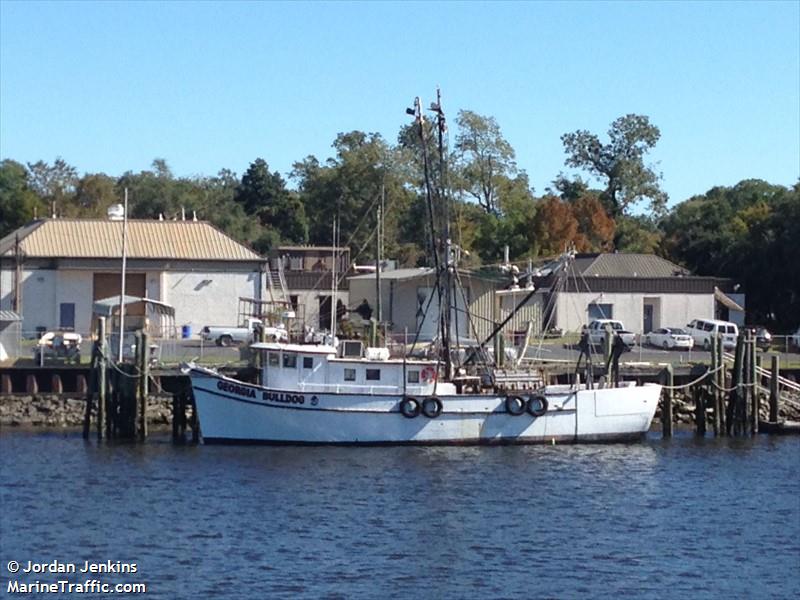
<box><xmin>293</xmin><ymin>132</ymin><xmax>413</xmax><ymax>263</ymax></box>
<box><xmin>615</xmin><ymin>215</ymin><xmax>662</xmax><ymax>253</ymax></box>
<box><xmin>454</xmin><ymin>110</ymin><xmax>518</xmax><ymax>214</ymax></box>
<box><xmin>25</xmin><ymin>157</ymin><xmax>78</xmax><ymax>216</ymax></box>
<box><xmin>0</xmin><ymin>160</ymin><xmax>43</xmax><ymax>238</ymax></box>
<box><xmin>561</xmin><ymin>114</ymin><xmax>667</xmax><ymax>218</ymax></box>
<box><xmin>530</xmin><ymin>196</ymin><xmax>579</xmax><ymax>257</ymax></box>
<box><xmin>71</xmin><ymin>173</ymin><xmax>118</xmax><ymax>217</ymax></box>
<box><xmin>571</xmin><ymin>193</ymin><xmax>615</xmax><ymax>252</ymax></box>
<box><xmin>660</xmin><ymin>179</ymin><xmax>799</xmax><ymax>329</ymax></box>
<box><xmin>235</xmin><ymin>159</ymin><xmax>307</xmax><ymax>246</ymax></box>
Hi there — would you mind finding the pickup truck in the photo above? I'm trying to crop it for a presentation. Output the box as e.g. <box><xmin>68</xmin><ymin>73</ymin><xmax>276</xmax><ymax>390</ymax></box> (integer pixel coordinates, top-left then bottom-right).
<box><xmin>201</xmin><ymin>318</ymin><xmax>288</xmax><ymax>347</ymax></box>
<box><xmin>585</xmin><ymin>319</ymin><xmax>636</xmax><ymax>347</ymax></box>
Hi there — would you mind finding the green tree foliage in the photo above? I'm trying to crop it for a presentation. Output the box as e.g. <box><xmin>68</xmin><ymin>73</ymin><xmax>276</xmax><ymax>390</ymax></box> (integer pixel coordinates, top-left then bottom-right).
<box><xmin>235</xmin><ymin>158</ymin><xmax>307</xmax><ymax>248</ymax></box>
<box><xmin>616</xmin><ymin>215</ymin><xmax>662</xmax><ymax>254</ymax></box>
<box><xmin>0</xmin><ymin>160</ymin><xmax>44</xmax><ymax>238</ymax></box>
<box><xmin>70</xmin><ymin>173</ymin><xmax>118</xmax><ymax>218</ymax></box>
<box><xmin>293</xmin><ymin>132</ymin><xmax>414</xmax><ymax>264</ymax></box>
<box><xmin>661</xmin><ymin>179</ymin><xmax>799</xmax><ymax>329</ymax></box>
<box><xmin>561</xmin><ymin>114</ymin><xmax>668</xmax><ymax>218</ymax></box>
<box><xmin>25</xmin><ymin>157</ymin><xmax>78</xmax><ymax>217</ymax></box>
<box><xmin>454</xmin><ymin>110</ymin><xmax>518</xmax><ymax>214</ymax></box>
<box><xmin>470</xmin><ymin>173</ymin><xmax>537</xmax><ymax>262</ymax></box>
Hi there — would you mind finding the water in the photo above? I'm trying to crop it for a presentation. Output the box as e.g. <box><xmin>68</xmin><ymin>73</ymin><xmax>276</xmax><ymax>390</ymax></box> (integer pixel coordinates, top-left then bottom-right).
<box><xmin>1</xmin><ymin>430</ymin><xmax>798</xmax><ymax>599</ymax></box>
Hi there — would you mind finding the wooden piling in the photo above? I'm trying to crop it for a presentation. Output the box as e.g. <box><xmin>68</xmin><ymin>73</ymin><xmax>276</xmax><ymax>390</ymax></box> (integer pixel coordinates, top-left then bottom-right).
<box><xmin>662</xmin><ymin>365</ymin><xmax>673</xmax><ymax>438</ymax></box>
<box><xmin>83</xmin><ymin>344</ymin><xmax>97</xmax><ymax>440</ymax></box>
<box><xmin>97</xmin><ymin>317</ymin><xmax>107</xmax><ymax>441</ymax></box>
<box><xmin>710</xmin><ymin>334</ymin><xmax>719</xmax><ymax>435</ymax></box>
<box><xmin>694</xmin><ymin>385</ymin><xmax>706</xmax><ymax>435</ymax></box>
<box><xmin>137</xmin><ymin>330</ymin><xmax>149</xmax><ymax>441</ymax></box>
<box><xmin>189</xmin><ymin>392</ymin><xmax>199</xmax><ymax>444</ymax></box>
<box><xmin>716</xmin><ymin>335</ymin><xmax>726</xmax><ymax>435</ymax></box>
<box><xmin>730</xmin><ymin>332</ymin><xmax>745</xmax><ymax>435</ymax></box>
<box><xmin>1</xmin><ymin>374</ymin><xmax>12</xmax><ymax>394</ymax></box>
<box><xmin>769</xmin><ymin>355</ymin><xmax>780</xmax><ymax>423</ymax></box>
<box><xmin>751</xmin><ymin>350</ymin><xmax>760</xmax><ymax>434</ymax></box>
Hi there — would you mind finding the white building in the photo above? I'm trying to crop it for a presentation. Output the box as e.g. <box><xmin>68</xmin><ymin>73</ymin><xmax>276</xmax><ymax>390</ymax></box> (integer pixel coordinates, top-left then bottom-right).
<box><xmin>0</xmin><ymin>218</ymin><xmax>267</xmax><ymax>337</ymax></box>
<box><xmin>541</xmin><ymin>253</ymin><xmax>745</xmax><ymax>334</ymax></box>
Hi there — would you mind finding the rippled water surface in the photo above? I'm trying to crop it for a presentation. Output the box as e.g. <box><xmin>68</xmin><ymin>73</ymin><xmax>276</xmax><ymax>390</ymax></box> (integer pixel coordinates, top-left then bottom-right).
<box><xmin>1</xmin><ymin>430</ymin><xmax>799</xmax><ymax>599</ymax></box>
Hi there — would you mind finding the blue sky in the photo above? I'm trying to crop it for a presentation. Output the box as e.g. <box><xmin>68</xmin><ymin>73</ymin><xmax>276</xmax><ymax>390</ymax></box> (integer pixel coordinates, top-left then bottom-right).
<box><xmin>1</xmin><ymin>1</ymin><xmax>798</xmax><ymax>207</ymax></box>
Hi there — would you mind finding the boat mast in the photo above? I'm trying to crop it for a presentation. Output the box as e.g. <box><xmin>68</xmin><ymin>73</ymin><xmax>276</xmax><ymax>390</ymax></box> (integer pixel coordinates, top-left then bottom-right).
<box><xmin>330</xmin><ymin>216</ymin><xmax>337</xmax><ymax>340</ymax></box>
<box><xmin>432</xmin><ymin>88</ymin><xmax>453</xmax><ymax>380</ymax></box>
<box><xmin>408</xmin><ymin>91</ymin><xmax>453</xmax><ymax>380</ymax></box>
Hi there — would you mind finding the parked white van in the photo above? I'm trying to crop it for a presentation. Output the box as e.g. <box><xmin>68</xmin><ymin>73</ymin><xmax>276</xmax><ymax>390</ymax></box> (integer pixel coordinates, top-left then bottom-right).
<box><xmin>686</xmin><ymin>318</ymin><xmax>738</xmax><ymax>350</ymax></box>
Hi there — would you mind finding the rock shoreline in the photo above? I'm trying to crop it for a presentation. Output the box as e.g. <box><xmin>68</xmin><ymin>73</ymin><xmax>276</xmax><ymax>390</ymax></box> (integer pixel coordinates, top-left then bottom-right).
<box><xmin>0</xmin><ymin>395</ymin><xmax>173</xmax><ymax>428</ymax></box>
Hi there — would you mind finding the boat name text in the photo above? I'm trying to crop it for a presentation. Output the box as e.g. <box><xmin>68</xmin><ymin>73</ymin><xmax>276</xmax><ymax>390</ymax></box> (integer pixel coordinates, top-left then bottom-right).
<box><xmin>217</xmin><ymin>381</ymin><xmax>256</xmax><ymax>398</ymax></box>
<box><xmin>262</xmin><ymin>391</ymin><xmax>305</xmax><ymax>405</ymax></box>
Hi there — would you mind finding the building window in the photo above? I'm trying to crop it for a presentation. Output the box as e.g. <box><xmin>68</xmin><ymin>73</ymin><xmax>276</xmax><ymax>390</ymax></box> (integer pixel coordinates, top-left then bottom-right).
<box><xmin>289</xmin><ymin>256</ymin><xmax>303</xmax><ymax>271</ymax></box>
<box><xmin>268</xmin><ymin>352</ymin><xmax>279</xmax><ymax>367</ymax></box>
<box><xmin>344</xmin><ymin>368</ymin><xmax>356</xmax><ymax>382</ymax></box>
<box><xmin>283</xmin><ymin>353</ymin><xmax>297</xmax><ymax>368</ymax></box>
<box><xmin>366</xmin><ymin>369</ymin><xmax>380</xmax><ymax>381</ymax></box>
<box><xmin>408</xmin><ymin>371</ymin><xmax>420</xmax><ymax>384</ymax></box>
<box><xmin>303</xmin><ymin>356</ymin><xmax>314</xmax><ymax>369</ymax></box>
<box><xmin>588</xmin><ymin>303</ymin><xmax>613</xmax><ymax>321</ymax></box>
<box><xmin>59</xmin><ymin>303</ymin><xmax>75</xmax><ymax>330</ymax></box>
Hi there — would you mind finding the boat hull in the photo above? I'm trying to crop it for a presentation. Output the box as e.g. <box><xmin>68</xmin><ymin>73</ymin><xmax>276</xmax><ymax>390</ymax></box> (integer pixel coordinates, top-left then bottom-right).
<box><xmin>189</xmin><ymin>369</ymin><xmax>660</xmax><ymax>445</ymax></box>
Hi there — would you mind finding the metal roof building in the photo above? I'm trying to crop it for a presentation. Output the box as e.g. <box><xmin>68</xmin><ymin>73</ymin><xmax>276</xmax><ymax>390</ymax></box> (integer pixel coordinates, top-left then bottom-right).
<box><xmin>0</xmin><ymin>219</ymin><xmax>266</xmax><ymax>338</ymax></box>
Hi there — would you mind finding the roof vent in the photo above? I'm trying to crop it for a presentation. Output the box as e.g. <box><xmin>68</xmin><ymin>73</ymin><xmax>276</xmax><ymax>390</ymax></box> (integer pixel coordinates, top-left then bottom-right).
<box><xmin>107</xmin><ymin>204</ymin><xmax>125</xmax><ymax>221</ymax></box>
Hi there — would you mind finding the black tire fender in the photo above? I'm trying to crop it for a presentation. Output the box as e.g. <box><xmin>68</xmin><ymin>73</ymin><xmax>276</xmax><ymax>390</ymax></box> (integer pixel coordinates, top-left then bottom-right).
<box><xmin>505</xmin><ymin>395</ymin><xmax>526</xmax><ymax>416</ymax></box>
<box><xmin>421</xmin><ymin>397</ymin><xmax>443</xmax><ymax>418</ymax></box>
<box><xmin>400</xmin><ymin>396</ymin><xmax>420</xmax><ymax>418</ymax></box>
<box><xmin>526</xmin><ymin>395</ymin><xmax>548</xmax><ymax>417</ymax></box>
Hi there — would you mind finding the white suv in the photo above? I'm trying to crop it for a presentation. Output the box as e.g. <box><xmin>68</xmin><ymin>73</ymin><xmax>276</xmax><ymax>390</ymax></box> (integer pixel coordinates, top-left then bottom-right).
<box><xmin>686</xmin><ymin>318</ymin><xmax>738</xmax><ymax>350</ymax></box>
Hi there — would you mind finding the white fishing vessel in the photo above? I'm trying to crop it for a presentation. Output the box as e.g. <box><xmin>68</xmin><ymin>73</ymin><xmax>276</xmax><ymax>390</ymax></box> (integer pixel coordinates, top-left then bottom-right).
<box><xmin>188</xmin><ymin>342</ymin><xmax>659</xmax><ymax>444</ymax></box>
<box><xmin>186</xmin><ymin>91</ymin><xmax>661</xmax><ymax>445</ymax></box>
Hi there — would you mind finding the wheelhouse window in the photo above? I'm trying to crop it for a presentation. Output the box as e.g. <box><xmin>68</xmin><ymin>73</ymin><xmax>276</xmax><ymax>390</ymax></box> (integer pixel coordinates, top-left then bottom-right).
<box><xmin>408</xmin><ymin>371</ymin><xmax>420</xmax><ymax>384</ymax></box>
<box><xmin>268</xmin><ymin>352</ymin><xmax>279</xmax><ymax>367</ymax></box>
<box><xmin>344</xmin><ymin>368</ymin><xmax>356</xmax><ymax>382</ymax></box>
<box><xmin>283</xmin><ymin>353</ymin><xmax>297</xmax><ymax>368</ymax></box>
<box><xmin>366</xmin><ymin>369</ymin><xmax>380</xmax><ymax>381</ymax></box>
<box><xmin>303</xmin><ymin>356</ymin><xmax>314</xmax><ymax>369</ymax></box>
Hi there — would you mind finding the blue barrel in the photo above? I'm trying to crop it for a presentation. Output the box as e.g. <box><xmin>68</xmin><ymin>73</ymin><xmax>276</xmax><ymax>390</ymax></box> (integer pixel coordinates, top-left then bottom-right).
<box><xmin>181</xmin><ymin>325</ymin><xmax>192</xmax><ymax>339</ymax></box>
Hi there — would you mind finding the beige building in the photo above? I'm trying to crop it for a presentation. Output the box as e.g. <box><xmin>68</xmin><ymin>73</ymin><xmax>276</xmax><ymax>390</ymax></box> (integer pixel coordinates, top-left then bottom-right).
<box><xmin>538</xmin><ymin>253</ymin><xmax>745</xmax><ymax>334</ymax></box>
<box><xmin>348</xmin><ymin>268</ymin><xmax>543</xmax><ymax>344</ymax></box>
<box><xmin>0</xmin><ymin>218</ymin><xmax>266</xmax><ymax>337</ymax></box>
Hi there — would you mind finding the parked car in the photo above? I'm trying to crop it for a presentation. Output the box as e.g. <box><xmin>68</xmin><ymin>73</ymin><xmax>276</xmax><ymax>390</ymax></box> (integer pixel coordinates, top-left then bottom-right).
<box><xmin>748</xmin><ymin>327</ymin><xmax>772</xmax><ymax>351</ymax></box>
<box><xmin>201</xmin><ymin>318</ymin><xmax>288</xmax><ymax>347</ymax></box>
<box><xmin>645</xmin><ymin>327</ymin><xmax>694</xmax><ymax>350</ymax></box>
<box><xmin>685</xmin><ymin>318</ymin><xmax>738</xmax><ymax>350</ymax></box>
<box><xmin>33</xmin><ymin>331</ymin><xmax>82</xmax><ymax>364</ymax></box>
<box><xmin>585</xmin><ymin>319</ymin><xmax>636</xmax><ymax>347</ymax></box>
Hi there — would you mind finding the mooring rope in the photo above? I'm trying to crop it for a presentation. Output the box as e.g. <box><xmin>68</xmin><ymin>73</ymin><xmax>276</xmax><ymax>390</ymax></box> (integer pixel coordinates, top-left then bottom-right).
<box><xmin>659</xmin><ymin>363</ymin><xmax>724</xmax><ymax>391</ymax></box>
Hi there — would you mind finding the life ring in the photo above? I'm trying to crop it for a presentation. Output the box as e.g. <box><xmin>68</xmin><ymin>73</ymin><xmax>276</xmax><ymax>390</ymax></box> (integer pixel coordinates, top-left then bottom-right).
<box><xmin>420</xmin><ymin>366</ymin><xmax>437</xmax><ymax>383</ymax></box>
<box><xmin>526</xmin><ymin>395</ymin><xmax>548</xmax><ymax>417</ymax></box>
<box><xmin>400</xmin><ymin>396</ymin><xmax>420</xmax><ymax>418</ymax></box>
<box><xmin>505</xmin><ymin>395</ymin><xmax>526</xmax><ymax>416</ymax></box>
<box><xmin>422</xmin><ymin>397</ymin><xmax>443</xmax><ymax>418</ymax></box>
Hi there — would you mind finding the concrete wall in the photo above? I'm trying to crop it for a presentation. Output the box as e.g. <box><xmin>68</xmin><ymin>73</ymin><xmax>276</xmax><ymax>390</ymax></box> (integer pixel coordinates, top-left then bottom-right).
<box><xmin>162</xmin><ymin>270</ymin><xmax>262</xmax><ymax>335</ymax></box>
<box><xmin>19</xmin><ymin>269</ymin><xmax>58</xmax><ymax>335</ymax></box>
<box><xmin>554</xmin><ymin>292</ymin><xmax>715</xmax><ymax>334</ymax></box>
